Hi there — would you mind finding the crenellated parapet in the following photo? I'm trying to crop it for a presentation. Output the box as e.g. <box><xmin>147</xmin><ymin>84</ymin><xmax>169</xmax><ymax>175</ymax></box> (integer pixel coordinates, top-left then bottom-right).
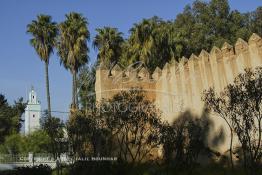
<box><xmin>95</xmin><ymin>34</ymin><xmax>262</xmax><ymax>152</ymax></box>
<box><xmin>95</xmin><ymin>63</ymin><xmax>157</xmax><ymax>102</ymax></box>
<box><xmin>95</xmin><ymin>33</ymin><xmax>262</xmax><ymax>121</ymax></box>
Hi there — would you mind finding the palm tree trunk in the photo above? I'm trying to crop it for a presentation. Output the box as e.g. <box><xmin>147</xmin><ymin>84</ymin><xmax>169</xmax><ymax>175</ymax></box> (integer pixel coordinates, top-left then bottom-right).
<box><xmin>72</xmin><ymin>71</ymin><xmax>76</xmax><ymax>109</ymax></box>
<box><xmin>45</xmin><ymin>61</ymin><xmax>52</xmax><ymax>118</ymax></box>
<box><xmin>74</xmin><ymin>72</ymin><xmax>78</xmax><ymax>109</ymax></box>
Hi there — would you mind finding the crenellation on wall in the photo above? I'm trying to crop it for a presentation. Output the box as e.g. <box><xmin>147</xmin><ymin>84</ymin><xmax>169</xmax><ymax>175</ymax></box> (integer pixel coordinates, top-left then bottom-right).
<box><xmin>110</xmin><ymin>64</ymin><xmax>122</xmax><ymax>76</ymax></box>
<box><xmin>185</xmin><ymin>60</ymin><xmax>193</xmax><ymax>109</ymax></box>
<box><xmin>198</xmin><ymin>50</ymin><xmax>212</xmax><ymax>90</ymax></box>
<box><xmin>221</xmin><ymin>42</ymin><xmax>234</xmax><ymax>57</ymax></box>
<box><xmin>124</xmin><ymin>66</ymin><xmax>137</xmax><ymax>81</ymax></box>
<box><xmin>162</xmin><ymin>62</ymin><xmax>170</xmax><ymax>77</ymax></box>
<box><xmin>189</xmin><ymin>54</ymin><xmax>203</xmax><ymax>114</ymax></box>
<box><xmin>248</xmin><ymin>33</ymin><xmax>262</xmax><ymax>68</ymax></box>
<box><xmin>188</xmin><ymin>54</ymin><xmax>198</xmax><ymax>112</ymax></box>
<box><xmin>235</xmin><ymin>38</ymin><xmax>248</xmax><ymax>55</ymax></box>
<box><xmin>97</xmin><ymin>61</ymin><xmax>107</xmax><ymax>70</ymax></box>
<box><xmin>221</xmin><ymin>42</ymin><xmax>235</xmax><ymax>84</ymax></box>
<box><xmin>210</xmin><ymin>46</ymin><xmax>222</xmax><ymax>92</ymax></box>
<box><xmin>199</xmin><ymin>49</ymin><xmax>210</xmax><ymax>61</ymax></box>
<box><xmin>96</xmin><ymin>34</ymin><xmax>262</xmax><ymax>108</ymax></box>
<box><xmin>169</xmin><ymin>61</ymin><xmax>180</xmax><ymax>119</ymax></box>
<box><xmin>152</xmin><ymin>67</ymin><xmax>162</xmax><ymax>80</ymax></box>
<box><xmin>248</xmin><ymin>33</ymin><xmax>262</xmax><ymax>45</ymax></box>
<box><xmin>95</xmin><ymin>34</ymin><xmax>262</xmax><ymax>152</ymax></box>
<box><xmin>177</xmin><ymin>57</ymin><xmax>188</xmax><ymax>110</ymax></box>
<box><xmin>138</xmin><ymin>67</ymin><xmax>150</xmax><ymax>80</ymax></box>
<box><xmin>234</xmin><ymin>38</ymin><xmax>249</xmax><ymax>74</ymax></box>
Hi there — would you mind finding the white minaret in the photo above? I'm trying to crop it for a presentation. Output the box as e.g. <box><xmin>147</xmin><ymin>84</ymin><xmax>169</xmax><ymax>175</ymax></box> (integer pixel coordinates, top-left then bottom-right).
<box><xmin>25</xmin><ymin>86</ymin><xmax>41</xmax><ymax>135</ymax></box>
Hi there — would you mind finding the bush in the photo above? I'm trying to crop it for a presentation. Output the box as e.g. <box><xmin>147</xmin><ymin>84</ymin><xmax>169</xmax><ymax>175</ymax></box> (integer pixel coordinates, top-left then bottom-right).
<box><xmin>69</xmin><ymin>161</ymin><xmax>117</xmax><ymax>175</ymax></box>
<box><xmin>16</xmin><ymin>164</ymin><xmax>52</xmax><ymax>175</ymax></box>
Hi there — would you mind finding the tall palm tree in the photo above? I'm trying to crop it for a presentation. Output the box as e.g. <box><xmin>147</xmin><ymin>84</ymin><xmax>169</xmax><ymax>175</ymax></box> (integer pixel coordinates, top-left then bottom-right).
<box><xmin>27</xmin><ymin>15</ymin><xmax>57</xmax><ymax>118</ymax></box>
<box><xmin>93</xmin><ymin>27</ymin><xmax>124</xmax><ymax>68</ymax></box>
<box><xmin>57</xmin><ymin>12</ymin><xmax>90</xmax><ymax>110</ymax></box>
<box><xmin>128</xmin><ymin>17</ymin><xmax>158</xmax><ymax>67</ymax></box>
<box><xmin>128</xmin><ymin>16</ymin><xmax>174</xmax><ymax>72</ymax></box>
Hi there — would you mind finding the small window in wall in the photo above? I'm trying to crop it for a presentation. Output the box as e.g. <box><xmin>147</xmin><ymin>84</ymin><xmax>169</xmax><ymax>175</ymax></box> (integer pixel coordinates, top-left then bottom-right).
<box><xmin>33</xmin><ymin>96</ymin><xmax>34</xmax><ymax>99</ymax></box>
<box><xmin>33</xmin><ymin>114</ymin><xmax>35</xmax><ymax>118</ymax></box>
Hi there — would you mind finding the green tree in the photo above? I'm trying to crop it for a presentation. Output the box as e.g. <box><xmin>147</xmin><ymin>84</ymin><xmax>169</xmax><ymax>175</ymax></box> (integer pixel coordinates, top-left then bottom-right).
<box><xmin>203</xmin><ymin>68</ymin><xmax>262</xmax><ymax>173</ymax></box>
<box><xmin>0</xmin><ymin>131</ymin><xmax>52</xmax><ymax>155</ymax></box>
<box><xmin>27</xmin><ymin>15</ymin><xmax>58</xmax><ymax>118</ymax></box>
<box><xmin>0</xmin><ymin>134</ymin><xmax>26</xmax><ymax>155</ymax></box>
<box><xmin>0</xmin><ymin>94</ymin><xmax>26</xmax><ymax>143</ymax></box>
<box><xmin>26</xmin><ymin>130</ymin><xmax>51</xmax><ymax>153</ymax></box>
<box><xmin>249</xmin><ymin>7</ymin><xmax>262</xmax><ymax>36</ymax></box>
<box><xmin>77</xmin><ymin>63</ymin><xmax>97</xmax><ymax>111</ymax></box>
<box><xmin>67</xmin><ymin>110</ymin><xmax>95</xmax><ymax>159</ymax></box>
<box><xmin>94</xmin><ymin>0</ymin><xmax>260</xmax><ymax>72</ymax></box>
<box><xmin>171</xmin><ymin>0</ymin><xmax>252</xmax><ymax>58</ymax></box>
<box><xmin>203</xmin><ymin>88</ymin><xmax>235</xmax><ymax>169</ymax></box>
<box><xmin>128</xmin><ymin>17</ymin><xmax>170</xmax><ymax>71</ymax></box>
<box><xmin>98</xmin><ymin>0</ymin><xmax>261</xmax><ymax>72</ymax></box>
<box><xmin>93</xmin><ymin>27</ymin><xmax>124</xmax><ymax>68</ymax></box>
<box><xmin>57</xmin><ymin>12</ymin><xmax>90</xmax><ymax>109</ymax></box>
<box><xmin>42</xmin><ymin>114</ymin><xmax>65</xmax><ymax>159</ymax></box>
<box><xmin>98</xmin><ymin>89</ymin><xmax>163</xmax><ymax>163</ymax></box>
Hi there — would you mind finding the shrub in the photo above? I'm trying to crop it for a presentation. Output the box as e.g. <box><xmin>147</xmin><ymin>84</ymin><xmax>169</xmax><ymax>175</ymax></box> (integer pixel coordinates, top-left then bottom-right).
<box><xmin>16</xmin><ymin>164</ymin><xmax>52</xmax><ymax>175</ymax></box>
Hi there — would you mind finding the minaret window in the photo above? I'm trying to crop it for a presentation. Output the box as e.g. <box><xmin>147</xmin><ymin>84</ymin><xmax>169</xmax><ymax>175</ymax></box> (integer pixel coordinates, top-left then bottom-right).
<box><xmin>33</xmin><ymin>114</ymin><xmax>35</xmax><ymax>118</ymax></box>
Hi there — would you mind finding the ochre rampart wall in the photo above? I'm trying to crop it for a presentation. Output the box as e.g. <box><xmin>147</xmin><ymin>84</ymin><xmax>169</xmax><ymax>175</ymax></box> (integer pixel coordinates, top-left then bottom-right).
<box><xmin>95</xmin><ymin>33</ymin><xmax>262</xmax><ymax>153</ymax></box>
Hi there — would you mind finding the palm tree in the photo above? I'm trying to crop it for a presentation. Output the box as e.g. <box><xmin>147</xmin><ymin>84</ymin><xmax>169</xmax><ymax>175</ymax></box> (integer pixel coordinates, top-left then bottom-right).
<box><xmin>27</xmin><ymin>15</ymin><xmax>57</xmax><ymax>118</ymax></box>
<box><xmin>128</xmin><ymin>17</ymin><xmax>158</xmax><ymax>67</ymax></box>
<box><xmin>93</xmin><ymin>27</ymin><xmax>124</xmax><ymax>68</ymax></box>
<box><xmin>128</xmin><ymin>17</ymin><xmax>174</xmax><ymax>72</ymax></box>
<box><xmin>57</xmin><ymin>12</ymin><xmax>90</xmax><ymax>110</ymax></box>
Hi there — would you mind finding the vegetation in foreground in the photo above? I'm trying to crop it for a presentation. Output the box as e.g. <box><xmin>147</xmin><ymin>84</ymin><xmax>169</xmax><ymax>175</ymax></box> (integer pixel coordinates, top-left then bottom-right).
<box><xmin>0</xmin><ymin>162</ymin><xmax>261</xmax><ymax>175</ymax></box>
<box><xmin>2</xmin><ymin>68</ymin><xmax>262</xmax><ymax>174</ymax></box>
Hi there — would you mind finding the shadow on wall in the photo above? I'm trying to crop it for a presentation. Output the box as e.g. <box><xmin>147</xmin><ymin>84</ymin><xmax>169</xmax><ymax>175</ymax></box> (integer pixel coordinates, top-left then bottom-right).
<box><xmin>162</xmin><ymin>108</ymin><xmax>225</xmax><ymax>168</ymax></box>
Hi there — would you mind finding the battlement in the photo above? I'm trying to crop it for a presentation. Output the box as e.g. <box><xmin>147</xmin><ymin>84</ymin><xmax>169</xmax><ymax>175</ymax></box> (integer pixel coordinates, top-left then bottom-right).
<box><xmin>95</xmin><ymin>33</ymin><xmax>262</xmax><ymax>117</ymax></box>
<box><xmin>95</xmin><ymin>33</ymin><xmax>262</xmax><ymax>152</ymax></box>
<box><xmin>96</xmin><ymin>33</ymin><xmax>261</xmax><ymax>83</ymax></box>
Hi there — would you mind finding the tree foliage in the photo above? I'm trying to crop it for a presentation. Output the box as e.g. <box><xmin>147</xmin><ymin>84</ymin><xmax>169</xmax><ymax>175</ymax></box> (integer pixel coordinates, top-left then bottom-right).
<box><xmin>0</xmin><ymin>131</ymin><xmax>51</xmax><ymax>155</ymax></box>
<box><xmin>95</xmin><ymin>0</ymin><xmax>261</xmax><ymax>72</ymax></box>
<box><xmin>27</xmin><ymin>15</ymin><xmax>57</xmax><ymax>64</ymax></box>
<box><xmin>27</xmin><ymin>14</ymin><xmax>58</xmax><ymax>118</ymax></box>
<box><xmin>98</xmin><ymin>89</ymin><xmax>163</xmax><ymax>163</ymax></box>
<box><xmin>202</xmin><ymin>87</ymin><xmax>236</xmax><ymax>169</ymax></box>
<box><xmin>67</xmin><ymin>89</ymin><xmax>163</xmax><ymax>163</ymax></box>
<box><xmin>26</xmin><ymin>130</ymin><xmax>52</xmax><ymax>154</ymax></box>
<box><xmin>67</xmin><ymin>111</ymin><xmax>96</xmax><ymax>159</ymax></box>
<box><xmin>203</xmin><ymin>68</ymin><xmax>262</xmax><ymax>173</ymax></box>
<box><xmin>41</xmin><ymin>114</ymin><xmax>65</xmax><ymax>159</ymax></box>
<box><xmin>57</xmin><ymin>12</ymin><xmax>90</xmax><ymax>108</ymax></box>
<box><xmin>93</xmin><ymin>27</ymin><xmax>124</xmax><ymax>68</ymax></box>
<box><xmin>77</xmin><ymin>63</ymin><xmax>97</xmax><ymax>111</ymax></box>
<box><xmin>0</xmin><ymin>95</ymin><xmax>26</xmax><ymax>144</ymax></box>
<box><xmin>0</xmin><ymin>133</ymin><xmax>26</xmax><ymax>155</ymax></box>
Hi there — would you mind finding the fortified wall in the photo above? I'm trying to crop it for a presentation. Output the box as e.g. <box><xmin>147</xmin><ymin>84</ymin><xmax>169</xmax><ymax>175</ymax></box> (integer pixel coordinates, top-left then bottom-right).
<box><xmin>95</xmin><ymin>33</ymin><xmax>262</xmax><ymax>152</ymax></box>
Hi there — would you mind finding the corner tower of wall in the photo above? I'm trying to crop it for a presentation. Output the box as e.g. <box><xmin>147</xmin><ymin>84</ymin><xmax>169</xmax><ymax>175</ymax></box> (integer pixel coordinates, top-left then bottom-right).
<box><xmin>95</xmin><ymin>63</ymin><xmax>156</xmax><ymax>102</ymax></box>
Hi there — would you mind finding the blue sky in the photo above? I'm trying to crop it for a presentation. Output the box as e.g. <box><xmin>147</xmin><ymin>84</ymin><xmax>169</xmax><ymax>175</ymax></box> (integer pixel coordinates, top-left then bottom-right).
<box><xmin>0</xmin><ymin>0</ymin><xmax>261</xmax><ymax>120</ymax></box>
